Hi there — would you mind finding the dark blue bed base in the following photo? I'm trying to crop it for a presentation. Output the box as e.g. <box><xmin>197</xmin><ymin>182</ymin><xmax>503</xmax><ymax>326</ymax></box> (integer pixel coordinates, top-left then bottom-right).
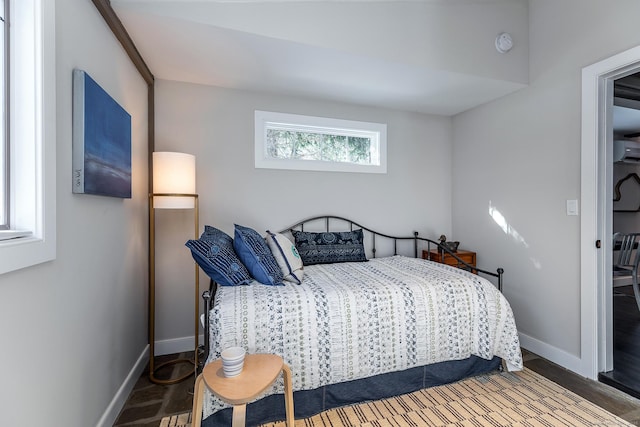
<box><xmin>202</xmin><ymin>355</ymin><xmax>502</xmax><ymax>427</ymax></box>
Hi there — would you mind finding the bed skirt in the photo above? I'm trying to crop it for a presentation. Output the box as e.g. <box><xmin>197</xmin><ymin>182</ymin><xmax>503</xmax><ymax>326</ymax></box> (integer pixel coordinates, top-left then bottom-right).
<box><xmin>202</xmin><ymin>355</ymin><xmax>502</xmax><ymax>427</ymax></box>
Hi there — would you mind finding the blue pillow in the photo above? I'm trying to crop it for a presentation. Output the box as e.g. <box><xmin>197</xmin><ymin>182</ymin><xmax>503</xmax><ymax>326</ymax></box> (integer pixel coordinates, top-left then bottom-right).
<box><xmin>233</xmin><ymin>224</ymin><xmax>284</xmax><ymax>286</ymax></box>
<box><xmin>185</xmin><ymin>226</ymin><xmax>253</xmax><ymax>287</ymax></box>
<box><xmin>292</xmin><ymin>229</ymin><xmax>368</xmax><ymax>265</ymax></box>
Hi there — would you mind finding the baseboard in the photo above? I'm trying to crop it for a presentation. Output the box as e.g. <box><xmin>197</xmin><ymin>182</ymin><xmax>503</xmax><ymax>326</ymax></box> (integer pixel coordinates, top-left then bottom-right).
<box><xmin>95</xmin><ymin>335</ymin><xmax>206</xmax><ymax>426</ymax></box>
<box><xmin>519</xmin><ymin>332</ymin><xmax>583</xmax><ymax>375</ymax></box>
<box><xmin>96</xmin><ymin>345</ymin><xmax>149</xmax><ymax>427</ymax></box>
<box><xmin>155</xmin><ymin>334</ymin><xmax>205</xmax><ymax>356</ymax></box>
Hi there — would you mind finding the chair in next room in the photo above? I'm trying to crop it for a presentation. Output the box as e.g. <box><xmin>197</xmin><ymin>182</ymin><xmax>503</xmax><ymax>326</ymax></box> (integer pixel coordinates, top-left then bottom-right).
<box><xmin>613</xmin><ymin>232</ymin><xmax>640</xmax><ymax>311</ymax></box>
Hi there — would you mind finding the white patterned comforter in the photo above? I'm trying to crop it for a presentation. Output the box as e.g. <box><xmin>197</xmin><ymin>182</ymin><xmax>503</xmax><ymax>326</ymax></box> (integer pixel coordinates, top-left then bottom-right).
<box><xmin>204</xmin><ymin>255</ymin><xmax>522</xmax><ymax>417</ymax></box>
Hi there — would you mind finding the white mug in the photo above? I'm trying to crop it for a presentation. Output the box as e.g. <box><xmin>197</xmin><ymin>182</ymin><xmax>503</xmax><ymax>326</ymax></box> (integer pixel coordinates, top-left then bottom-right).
<box><xmin>221</xmin><ymin>346</ymin><xmax>245</xmax><ymax>377</ymax></box>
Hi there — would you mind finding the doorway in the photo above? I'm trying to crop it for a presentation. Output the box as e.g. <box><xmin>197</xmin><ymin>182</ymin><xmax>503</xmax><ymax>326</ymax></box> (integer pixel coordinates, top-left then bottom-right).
<box><xmin>597</xmin><ymin>76</ymin><xmax>640</xmax><ymax>397</ymax></box>
<box><xmin>581</xmin><ymin>45</ymin><xmax>640</xmax><ymax>386</ymax></box>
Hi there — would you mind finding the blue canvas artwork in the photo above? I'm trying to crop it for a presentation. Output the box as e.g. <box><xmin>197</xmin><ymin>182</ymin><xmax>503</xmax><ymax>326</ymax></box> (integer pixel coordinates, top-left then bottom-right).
<box><xmin>72</xmin><ymin>69</ymin><xmax>132</xmax><ymax>198</ymax></box>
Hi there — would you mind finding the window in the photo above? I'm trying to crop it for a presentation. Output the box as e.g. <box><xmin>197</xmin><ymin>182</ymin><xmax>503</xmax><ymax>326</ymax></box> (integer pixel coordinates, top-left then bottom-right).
<box><xmin>0</xmin><ymin>0</ymin><xmax>56</xmax><ymax>274</ymax></box>
<box><xmin>255</xmin><ymin>110</ymin><xmax>387</xmax><ymax>174</ymax></box>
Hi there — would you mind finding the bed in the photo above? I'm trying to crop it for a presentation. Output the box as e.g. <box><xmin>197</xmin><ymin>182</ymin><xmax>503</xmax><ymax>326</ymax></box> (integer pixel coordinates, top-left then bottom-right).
<box><xmin>189</xmin><ymin>216</ymin><xmax>522</xmax><ymax>427</ymax></box>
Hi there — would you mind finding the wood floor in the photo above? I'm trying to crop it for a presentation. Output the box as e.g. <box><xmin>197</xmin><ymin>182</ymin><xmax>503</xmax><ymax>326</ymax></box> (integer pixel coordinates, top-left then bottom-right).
<box><xmin>524</xmin><ymin>351</ymin><xmax>640</xmax><ymax>425</ymax></box>
<box><xmin>114</xmin><ymin>348</ymin><xmax>640</xmax><ymax>426</ymax></box>
<box><xmin>599</xmin><ymin>285</ymin><xmax>640</xmax><ymax>400</ymax></box>
<box><xmin>114</xmin><ymin>351</ymin><xmax>196</xmax><ymax>427</ymax></box>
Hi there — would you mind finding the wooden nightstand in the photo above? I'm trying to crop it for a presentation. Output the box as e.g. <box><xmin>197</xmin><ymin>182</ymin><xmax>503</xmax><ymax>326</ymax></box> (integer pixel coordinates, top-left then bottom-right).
<box><xmin>191</xmin><ymin>353</ymin><xmax>294</xmax><ymax>427</ymax></box>
<box><xmin>423</xmin><ymin>249</ymin><xmax>476</xmax><ymax>270</ymax></box>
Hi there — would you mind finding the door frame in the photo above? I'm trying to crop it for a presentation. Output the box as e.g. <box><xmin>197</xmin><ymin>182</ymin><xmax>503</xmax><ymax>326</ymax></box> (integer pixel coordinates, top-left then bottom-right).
<box><xmin>581</xmin><ymin>45</ymin><xmax>640</xmax><ymax>379</ymax></box>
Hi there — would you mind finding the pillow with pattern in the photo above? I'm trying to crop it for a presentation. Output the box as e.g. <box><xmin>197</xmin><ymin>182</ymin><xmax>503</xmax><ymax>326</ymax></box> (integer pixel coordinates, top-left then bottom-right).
<box><xmin>185</xmin><ymin>226</ymin><xmax>253</xmax><ymax>287</ymax></box>
<box><xmin>234</xmin><ymin>224</ymin><xmax>284</xmax><ymax>286</ymax></box>
<box><xmin>265</xmin><ymin>230</ymin><xmax>304</xmax><ymax>285</ymax></box>
<box><xmin>292</xmin><ymin>229</ymin><xmax>368</xmax><ymax>266</ymax></box>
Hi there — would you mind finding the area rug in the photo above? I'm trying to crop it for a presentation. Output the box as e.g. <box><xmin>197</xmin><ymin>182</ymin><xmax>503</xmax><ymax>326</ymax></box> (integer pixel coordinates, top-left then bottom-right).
<box><xmin>159</xmin><ymin>368</ymin><xmax>632</xmax><ymax>426</ymax></box>
<box><xmin>159</xmin><ymin>411</ymin><xmax>191</xmax><ymax>427</ymax></box>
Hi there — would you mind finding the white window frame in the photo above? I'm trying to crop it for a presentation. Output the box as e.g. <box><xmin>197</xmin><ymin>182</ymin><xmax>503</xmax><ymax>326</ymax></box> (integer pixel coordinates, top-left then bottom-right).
<box><xmin>0</xmin><ymin>0</ymin><xmax>56</xmax><ymax>275</ymax></box>
<box><xmin>255</xmin><ymin>110</ymin><xmax>387</xmax><ymax>174</ymax></box>
<box><xmin>0</xmin><ymin>0</ymin><xmax>6</xmax><ymax>229</ymax></box>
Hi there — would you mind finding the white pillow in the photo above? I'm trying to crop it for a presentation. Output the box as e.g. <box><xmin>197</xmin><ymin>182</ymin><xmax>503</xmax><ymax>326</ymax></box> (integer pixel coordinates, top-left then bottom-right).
<box><xmin>265</xmin><ymin>231</ymin><xmax>304</xmax><ymax>284</ymax></box>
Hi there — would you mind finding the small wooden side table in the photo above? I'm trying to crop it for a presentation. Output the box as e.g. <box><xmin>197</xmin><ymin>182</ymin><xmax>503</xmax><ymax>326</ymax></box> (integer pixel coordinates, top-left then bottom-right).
<box><xmin>191</xmin><ymin>353</ymin><xmax>294</xmax><ymax>427</ymax></box>
<box><xmin>423</xmin><ymin>249</ymin><xmax>477</xmax><ymax>272</ymax></box>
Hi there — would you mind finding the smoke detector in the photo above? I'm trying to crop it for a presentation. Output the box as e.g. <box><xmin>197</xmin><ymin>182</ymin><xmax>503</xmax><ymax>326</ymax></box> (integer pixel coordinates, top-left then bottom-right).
<box><xmin>495</xmin><ymin>32</ymin><xmax>513</xmax><ymax>54</ymax></box>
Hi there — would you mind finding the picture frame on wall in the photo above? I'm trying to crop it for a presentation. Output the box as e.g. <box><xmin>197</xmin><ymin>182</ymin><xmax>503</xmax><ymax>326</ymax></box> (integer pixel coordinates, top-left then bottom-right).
<box><xmin>72</xmin><ymin>68</ymin><xmax>132</xmax><ymax>198</ymax></box>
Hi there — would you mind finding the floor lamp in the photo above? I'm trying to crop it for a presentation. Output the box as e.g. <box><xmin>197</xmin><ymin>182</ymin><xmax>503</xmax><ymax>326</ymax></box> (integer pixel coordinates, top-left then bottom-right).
<box><xmin>149</xmin><ymin>151</ymin><xmax>199</xmax><ymax>385</ymax></box>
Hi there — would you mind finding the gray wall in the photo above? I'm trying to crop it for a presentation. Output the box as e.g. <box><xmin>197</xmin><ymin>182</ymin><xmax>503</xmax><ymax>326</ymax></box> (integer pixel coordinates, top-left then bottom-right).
<box><xmin>152</xmin><ymin>79</ymin><xmax>454</xmax><ymax>345</ymax></box>
<box><xmin>7</xmin><ymin>1</ymin><xmax>640</xmax><ymax>424</ymax></box>
<box><xmin>0</xmin><ymin>0</ymin><xmax>149</xmax><ymax>425</ymax></box>
<box><xmin>452</xmin><ymin>0</ymin><xmax>640</xmax><ymax>368</ymax></box>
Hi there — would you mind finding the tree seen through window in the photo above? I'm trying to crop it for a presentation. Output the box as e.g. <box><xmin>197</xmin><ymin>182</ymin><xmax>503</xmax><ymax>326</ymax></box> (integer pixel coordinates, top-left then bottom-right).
<box><xmin>266</xmin><ymin>130</ymin><xmax>372</xmax><ymax>165</ymax></box>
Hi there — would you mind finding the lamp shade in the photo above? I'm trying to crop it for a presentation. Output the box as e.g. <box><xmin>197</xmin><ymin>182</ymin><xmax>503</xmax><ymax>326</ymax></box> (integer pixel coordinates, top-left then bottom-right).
<box><xmin>152</xmin><ymin>151</ymin><xmax>196</xmax><ymax>209</ymax></box>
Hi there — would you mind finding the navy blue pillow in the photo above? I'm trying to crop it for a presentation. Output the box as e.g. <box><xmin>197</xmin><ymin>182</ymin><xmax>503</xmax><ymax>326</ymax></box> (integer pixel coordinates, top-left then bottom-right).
<box><xmin>292</xmin><ymin>229</ymin><xmax>368</xmax><ymax>265</ymax></box>
<box><xmin>185</xmin><ymin>226</ymin><xmax>253</xmax><ymax>287</ymax></box>
<box><xmin>233</xmin><ymin>224</ymin><xmax>284</xmax><ymax>286</ymax></box>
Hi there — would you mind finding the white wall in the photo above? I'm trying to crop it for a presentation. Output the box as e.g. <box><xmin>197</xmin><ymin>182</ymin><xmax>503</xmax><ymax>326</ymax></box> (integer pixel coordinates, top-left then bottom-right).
<box><xmin>153</xmin><ymin>79</ymin><xmax>453</xmax><ymax>343</ymax></box>
<box><xmin>0</xmin><ymin>1</ymin><xmax>149</xmax><ymax>426</ymax></box>
<box><xmin>452</xmin><ymin>0</ymin><xmax>640</xmax><ymax>369</ymax></box>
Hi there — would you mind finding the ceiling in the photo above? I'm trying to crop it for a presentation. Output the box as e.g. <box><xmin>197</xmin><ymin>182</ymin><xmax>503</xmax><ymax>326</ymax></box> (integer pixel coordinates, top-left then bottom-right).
<box><xmin>111</xmin><ymin>0</ymin><xmax>529</xmax><ymax>116</ymax></box>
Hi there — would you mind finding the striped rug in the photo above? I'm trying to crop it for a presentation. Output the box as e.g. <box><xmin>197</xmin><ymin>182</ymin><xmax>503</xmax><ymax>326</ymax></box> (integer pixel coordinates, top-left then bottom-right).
<box><xmin>160</xmin><ymin>368</ymin><xmax>632</xmax><ymax>426</ymax></box>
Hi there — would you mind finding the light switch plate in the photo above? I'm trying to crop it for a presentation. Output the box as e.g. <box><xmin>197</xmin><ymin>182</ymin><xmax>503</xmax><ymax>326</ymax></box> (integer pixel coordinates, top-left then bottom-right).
<box><xmin>567</xmin><ymin>199</ymin><xmax>579</xmax><ymax>216</ymax></box>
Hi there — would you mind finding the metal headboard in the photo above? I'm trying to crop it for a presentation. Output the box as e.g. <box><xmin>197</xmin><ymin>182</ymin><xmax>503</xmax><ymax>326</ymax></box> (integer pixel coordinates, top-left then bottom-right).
<box><xmin>281</xmin><ymin>215</ymin><xmax>430</xmax><ymax>259</ymax></box>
